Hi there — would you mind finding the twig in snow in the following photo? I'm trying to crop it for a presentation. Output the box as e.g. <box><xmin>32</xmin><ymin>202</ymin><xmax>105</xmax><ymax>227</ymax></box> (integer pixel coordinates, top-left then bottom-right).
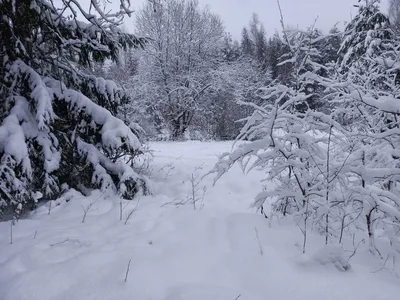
<box><xmin>160</xmin><ymin>165</ymin><xmax>207</xmax><ymax>210</ymax></box>
<box><xmin>81</xmin><ymin>193</ymin><xmax>103</xmax><ymax>223</ymax></box>
<box><xmin>48</xmin><ymin>200</ymin><xmax>53</xmax><ymax>215</ymax></box>
<box><xmin>125</xmin><ymin>259</ymin><xmax>132</xmax><ymax>283</ymax></box>
<box><xmin>158</xmin><ymin>156</ymin><xmax>182</xmax><ymax>179</ymax></box>
<box><xmin>50</xmin><ymin>238</ymin><xmax>90</xmax><ymax>247</ymax></box>
<box><xmin>372</xmin><ymin>254</ymin><xmax>390</xmax><ymax>273</ymax></box>
<box><xmin>33</xmin><ymin>230</ymin><xmax>37</xmax><ymax>239</ymax></box>
<box><xmin>120</xmin><ymin>199</ymin><xmax>123</xmax><ymax>221</ymax></box>
<box><xmin>187</xmin><ymin>165</ymin><xmax>207</xmax><ymax>210</ymax></box>
<box><xmin>81</xmin><ymin>204</ymin><xmax>96</xmax><ymax>223</ymax></box>
<box><xmin>50</xmin><ymin>239</ymin><xmax>70</xmax><ymax>247</ymax></box>
<box><xmin>125</xmin><ymin>197</ymin><xmax>141</xmax><ymax>225</ymax></box>
<box><xmin>10</xmin><ymin>221</ymin><xmax>13</xmax><ymax>245</ymax></box>
<box><xmin>260</xmin><ymin>206</ymin><xmax>268</xmax><ymax>219</ymax></box>
<box><xmin>119</xmin><ymin>199</ymin><xmax>131</xmax><ymax>221</ymax></box>
<box><xmin>234</xmin><ymin>294</ymin><xmax>242</xmax><ymax>300</ymax></box>
<box><xmin>160</xmin><ymin>197</ymin><xmax>187</xmax><ymax>207</ymax></box>
<box><xmin>347</xmin><ymin>238</ymin><xmax>365</xmax><ymax>263</ymax></box>
<box><xmin>193</xmin><ymin>162</ymin><xmax>205</xmax><ymax>172</ymax></box>
<box><xmin>295</xmin><ymin>207</ymin><xmax>309</xmax><ymax>254</ymax></box>
<box><xmin>254</xmin><ymin>227</ymin><xmax>263</xmax><ymax>256</ymax></box>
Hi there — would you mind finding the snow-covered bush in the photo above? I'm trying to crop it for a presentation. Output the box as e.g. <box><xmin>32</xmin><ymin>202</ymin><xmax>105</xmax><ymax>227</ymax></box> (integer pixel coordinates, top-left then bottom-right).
<box><xmin>210</xmin><ymin>0</ymin><xmax>400</xmax><ymax>256</ymax></box>
<box><xmin>0</xmin><ymin>0</ymin><xmax>147</xmax><ymax>217</ymax></box>
<box><xmin>210</xmin><ymin>24</ymin><xmax>351</xmax><ymax>252</ymax></box>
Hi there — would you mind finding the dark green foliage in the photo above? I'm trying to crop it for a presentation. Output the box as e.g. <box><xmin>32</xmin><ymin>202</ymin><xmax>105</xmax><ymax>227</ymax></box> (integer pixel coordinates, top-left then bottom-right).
<box><xmin>338</xmin><ymin>0</ymin><xmax>393</xmax><ymax>72</ymax></box>
<box><xmin>0</xmin><ymin>0</ymin><xmax>147</xmax><ymax>217</ymax></box>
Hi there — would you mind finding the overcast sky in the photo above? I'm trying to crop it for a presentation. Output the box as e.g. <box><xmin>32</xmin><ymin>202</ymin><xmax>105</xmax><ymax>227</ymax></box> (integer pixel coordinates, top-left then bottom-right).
<box><xmin>199</xmin><ymin>0</ymin><xmax>389</xmax><ymax>37</ymax></box>
<box><xmin>123</xmin><ymin>0</ymin><xmax>390</xmax><ymax>39</ymax></box>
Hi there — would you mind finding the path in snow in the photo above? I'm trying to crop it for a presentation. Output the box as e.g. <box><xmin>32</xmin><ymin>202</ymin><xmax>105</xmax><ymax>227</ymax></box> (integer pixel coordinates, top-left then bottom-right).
<box><xmin>0</xmin><ymin>141</ymin><xmax>399</xmax><ymax>300</ymax></box>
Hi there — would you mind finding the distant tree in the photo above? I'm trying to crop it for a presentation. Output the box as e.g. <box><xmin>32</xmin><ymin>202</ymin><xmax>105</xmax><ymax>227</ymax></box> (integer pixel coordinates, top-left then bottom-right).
<box><xmin>240</xmin><ymin>14</ymin><xmax>268</xmax><ymax>70</ymax></box>
<box><xmin>266</xmin><ymin>33</ymin><xmax>283</xmax><ymax>80</ymax></box>
<box><xmin>241</xmin><ymin>28</ymin><xmax>255</xmax><ymax>57</ymax></box>
<box><xmin>107</xmin><ymin>50</ymin><xmax>139</xmax><ymax>86</ymax></box>
<box><xmin>250</xmin><ymin>14</ymin><xmax>268</xmax><ymax>69</ymax></box>
<box><xmin>320</xmin><ymin>27</ymin><xmax>342</xmax><ymax>65</ymax></box>
<box><xmin>221</xmin><ymin>33</ymin><xmax>241</xmax><ymax>62</ymax></box>
<box><xmin>134</xmin><ymin>0</ymin><xmax>225</xmax><ymax>140</ymax></box>
<box><xmin>210</xmin><ymin>38</ymin><xmax>267</xmax><ymax>140</ymax></box>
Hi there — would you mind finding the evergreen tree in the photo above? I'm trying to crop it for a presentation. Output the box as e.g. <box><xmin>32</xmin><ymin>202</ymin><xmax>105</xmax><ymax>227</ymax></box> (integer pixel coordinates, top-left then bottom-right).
<box><xmin>334</xmin><ymin>0</ymin><xmax>400</xmax><ymax>254</ymax></box>
<box><xmin>277</xmin><ymin>26</ymin><xmax>331</xmax><ymax>111</ymax></box>
<box><xmin>338</xmin><ymin>0</ymin><xmax>393</xmax><ymax>75</ymax></box>
<box><xmin>221</xmin><ymin>33</ymin><xmax>241</xmax><ymax>63</ymax></box>
<box><xmin>241</xmin><ymin>28</ymin><xmax>255</xmax><ymax>57</ymax></box>
<box><xmin>240</xmin><ymin>14</ymin><xmax>268</xmax><ymax>70</ymax></box>
<box><xmin>321</xmin><ymin>27</ymin><xmax>342</xmax><ymax>66</ymax></box>
<box><xmin>210</xmin><ymin>36</ymin><xmax>266</xmax><ymax>140</ymax></box>
<box><xmin>266</xmin><ymin>33</ymin><xmax>283</xmax><ymax>80</ymax></box>
<box><xmin>249</xmin><ymin>14</ymin><xmax>268</xmax><ymax>70</ymax></box>
<box><xmin>0</xmin><ymin>0</ymin><xmax>147</xmax><ymax>217</ymax></box>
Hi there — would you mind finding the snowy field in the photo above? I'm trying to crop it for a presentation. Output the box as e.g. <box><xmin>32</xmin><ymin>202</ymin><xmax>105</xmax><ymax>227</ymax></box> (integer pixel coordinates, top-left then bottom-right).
<box><xmin>1</xmin><ymin>141</ymin><xmax>400</xmax><ymax>300</ymax></box>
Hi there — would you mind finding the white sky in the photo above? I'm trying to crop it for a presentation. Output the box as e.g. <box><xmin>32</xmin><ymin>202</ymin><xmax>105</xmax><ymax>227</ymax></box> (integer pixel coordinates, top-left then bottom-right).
<box><xmin>124</xmin><ymin>0</ymin><xmax>389</xmax><ymax>39</ymax></box>
<box><xmin>199</xmin><ymin>0</ymin><xmax>390</xmax><ymax>37</ymax></box>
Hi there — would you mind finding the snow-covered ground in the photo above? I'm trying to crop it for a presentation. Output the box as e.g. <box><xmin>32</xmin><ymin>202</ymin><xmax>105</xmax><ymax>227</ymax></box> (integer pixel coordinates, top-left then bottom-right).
<box><xmin>1</xmin><ymin>141</ymin><xmax>400</xmax><ymax>300</ymax></box>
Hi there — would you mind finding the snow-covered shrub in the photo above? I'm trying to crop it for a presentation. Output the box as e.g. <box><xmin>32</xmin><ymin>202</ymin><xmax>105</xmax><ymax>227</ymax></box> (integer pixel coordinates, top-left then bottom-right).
<box><xmin>210</xmin><ymin>25</ymin><xmax>351</xmax><ymax>252</ymax></box>
<box><xmin>210</xmin><ymin>0</ymin><xmax>400</xmax><ymax>257</ymax></box>
<box><xmin>0</xmin><ymin>0</ymin><xmax>147</xmax><ymax>217</ymax></box>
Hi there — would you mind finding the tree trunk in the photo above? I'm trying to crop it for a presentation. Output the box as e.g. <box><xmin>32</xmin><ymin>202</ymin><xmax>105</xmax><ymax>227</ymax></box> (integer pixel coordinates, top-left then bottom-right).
<box><xmin>366</xmin><ymin>208</ymin><xmax>376</xmax><ymax>253</ymax></box>
<box><xmin>171</xmin><ymin>116</ymin><xmax>187</xmax><ymax>140</ymax></box>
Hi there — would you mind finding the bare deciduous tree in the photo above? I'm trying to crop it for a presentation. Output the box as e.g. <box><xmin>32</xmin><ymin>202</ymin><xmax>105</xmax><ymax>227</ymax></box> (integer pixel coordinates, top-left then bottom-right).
<box><xmin>134</xmin><ymin>0</ymin><xmax>225</xmax><ymax>139</ymax></box>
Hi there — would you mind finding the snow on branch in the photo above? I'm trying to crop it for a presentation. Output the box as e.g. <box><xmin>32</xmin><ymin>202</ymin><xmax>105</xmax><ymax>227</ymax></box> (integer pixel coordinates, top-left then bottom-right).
<box><xmin>9</xmin><ymin>60</ymin><xmax>55</xmax><ymax>130</ymax></box>
<box><xmin>44</xmin><ymin>76</ymin><xmax>142</xmax><ymax>152</ymax></box>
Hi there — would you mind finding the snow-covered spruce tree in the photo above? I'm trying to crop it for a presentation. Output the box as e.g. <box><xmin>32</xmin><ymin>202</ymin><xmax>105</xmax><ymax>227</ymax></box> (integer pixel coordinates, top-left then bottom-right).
<box><xmin>338</xmin><ymin>0</ymin><xmax>392</xmax><ymax>79</ymax></box>
<box><xmin>333</xmin><ymin>0</ymin><xmax>400</xmax><ymax>255</ymax></box>
<box><xmin>210</xmin><ymin>24</ymin><xmax>351</xmax><ymax>252</ymax></box>
<box><xmin>0</xmin><ymin>0</ymin><xmax>147</xmax><ymax>217</ymax></box>
<box><xmin>266</xmin><ymin>33</ymin><xmax>290</xmax><ymax>81</ymax></box>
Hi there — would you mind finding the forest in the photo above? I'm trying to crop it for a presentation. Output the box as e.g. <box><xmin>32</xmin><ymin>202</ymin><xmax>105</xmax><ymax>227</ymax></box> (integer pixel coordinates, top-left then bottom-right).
<box><xmin>1</xmin><ymin>0</ymin><xmax>400</xmax><ymax>299</ymax></box>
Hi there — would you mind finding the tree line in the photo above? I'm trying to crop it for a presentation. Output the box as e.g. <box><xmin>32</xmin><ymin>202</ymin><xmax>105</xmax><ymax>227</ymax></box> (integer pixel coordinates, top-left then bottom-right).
<box><xmin>100</xmin><ymin>0</ymin><xmax>344</xmax><ymax>141</ymax></box>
